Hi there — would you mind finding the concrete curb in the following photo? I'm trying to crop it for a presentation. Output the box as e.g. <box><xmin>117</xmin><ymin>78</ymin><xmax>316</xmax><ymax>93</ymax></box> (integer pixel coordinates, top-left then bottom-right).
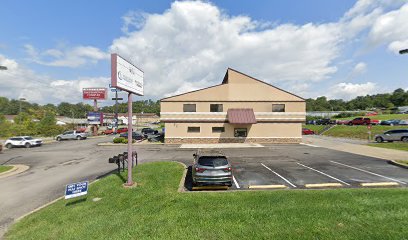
<box><xmin>0</xmin><ymin>164</ymin><xmax>29</xmax><ymax>179</ymax></box>
<box><xmin>97</xmin><ymin>142</ymin><xmax>164</xmax><ymax>146</ymax></box>
<box><xmin>176</xmin><ymin>162</ymin><xmax>188</xmax><ymax>193</ymax></box>
<box><xmin>387</xmin><ymin>160</ymin><xmax>408</xmax><ymax>169</ymax></box>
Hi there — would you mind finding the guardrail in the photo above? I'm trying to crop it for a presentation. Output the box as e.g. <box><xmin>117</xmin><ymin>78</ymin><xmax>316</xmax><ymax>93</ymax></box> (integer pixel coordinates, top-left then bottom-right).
<box><xmin>108</xmin><ymin>151</ymin><xmax>138</xmax><ymax>173</ymax></box>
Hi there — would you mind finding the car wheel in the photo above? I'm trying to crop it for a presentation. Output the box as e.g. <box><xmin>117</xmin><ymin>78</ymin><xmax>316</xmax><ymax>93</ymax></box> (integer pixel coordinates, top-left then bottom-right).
<box><xmin>25</xmin><ymin>143</ymin><xmax>31</xmax><ymax>148</ymax></box>
<box><xmin>56</xmin><ymin>137</ymin><xmax>61</xmax><ymax>141</ymax></box>
<box><xmin>375</xmin><ymin>137</ymin><xmax>383</xmax><ymax>143</ymax></box>
<box><xmin>388</xmin><ymin>141</ymin><xmax>393</xmax><ymax>143</ymax></box>
<box><xmin>402</xmin><ymin>137</ymin><xmax>408</xmax><ymax>143</ymax></box>
<box><xmin>76</xmin><ymin>136</ymin><xmax>81</xmax><ymax>140</ymax></box>
<box><xmin>6</xmin><ymin>143</ymin><xmax>12</xmax><ymax>149</ymax></box>
<box><xmin>227</xmin><ymin>182</ymin><xmax>233</xmax><ymax>187</ymax></box>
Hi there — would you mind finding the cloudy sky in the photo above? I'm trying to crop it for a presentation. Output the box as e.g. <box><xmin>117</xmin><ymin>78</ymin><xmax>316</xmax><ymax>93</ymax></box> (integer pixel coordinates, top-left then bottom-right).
<box><xmin>0</xmin><ymin>0</ymin><xmax>408</xmax><ymax>105</ymax></box>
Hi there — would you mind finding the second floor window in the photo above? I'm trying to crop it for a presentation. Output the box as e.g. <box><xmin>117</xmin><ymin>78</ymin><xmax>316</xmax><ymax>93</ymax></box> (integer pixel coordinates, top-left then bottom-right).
<box><xmin>272</xmin><ymin>104</ymin><xmax>285</xmax><ymax>112</ymax></box>
<box><xmin>210</xmin><ymin>104</ymin><xmax>223</xmax><ymax>112</ymax></box>
<box><xmin>183</xmin><ymin>104</ymin><xmax>196</xmax><ymax>112</ymax></box>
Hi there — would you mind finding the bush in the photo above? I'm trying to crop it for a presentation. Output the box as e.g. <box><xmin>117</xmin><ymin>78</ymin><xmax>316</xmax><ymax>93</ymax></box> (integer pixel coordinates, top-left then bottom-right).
<box><xmin>113</xmin><ymin>137</ymin><xmax>125</xmax><ymax>143</ymax></box>
<box><xmin>122</xmin><ymin>139</ymin><xmax>136</xmax><ymax>144</ymax></box>
<box><xmin>113</xmin><ymin>137</ymin><xmax>135</xmax><ymax>144</ymax></box>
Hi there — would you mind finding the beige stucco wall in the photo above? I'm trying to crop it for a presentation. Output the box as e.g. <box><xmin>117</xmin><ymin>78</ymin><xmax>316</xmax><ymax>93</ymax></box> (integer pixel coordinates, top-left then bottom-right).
<box><xmin>160</xmin><ymin>68</ymin><xmax>305</xmax><ymax>144</ymax></box>
<box><xmin>165</xmin><ymin>122</ymin><xmax>301</xmax><ymax>143</ymax></box>
<box><xmin>161</xmin><ymin>101</ymin><xmax>305</xmax><ymax>113</ymax></box>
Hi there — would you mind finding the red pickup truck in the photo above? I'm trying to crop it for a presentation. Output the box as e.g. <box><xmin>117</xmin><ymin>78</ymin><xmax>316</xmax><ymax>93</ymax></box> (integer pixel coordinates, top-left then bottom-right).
<box><xmin>348</xmin><ymin>117</ymin><xmax>379</xmax><ymax>125</ymax></box>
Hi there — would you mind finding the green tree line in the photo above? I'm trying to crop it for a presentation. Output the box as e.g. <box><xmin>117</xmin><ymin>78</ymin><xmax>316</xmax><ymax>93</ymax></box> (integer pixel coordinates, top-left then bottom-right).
<box><xmin>306</xmin><ymin>88</ymin><xmax>408</xmax><ymax>111</ymax></box>
<box><xmin>0</xmin><ymin>97</ymin><xmax>161</xmax><ymax>117</ymax></box>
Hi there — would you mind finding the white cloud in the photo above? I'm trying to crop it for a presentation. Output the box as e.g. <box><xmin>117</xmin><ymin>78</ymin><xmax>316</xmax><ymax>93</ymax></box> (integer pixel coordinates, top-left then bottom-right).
<box><xmin>368</xmin><ymin>3</ymin><xmax>408</xmax><ymax>49</ymax></box>
<box><xmin>329</xmin><ymin>82</ymin><xmax>377</xmax><ymax>100</ymax></box>
<box><xmin>388</xmin><ymin>40</ymin><xmax>408</xmax><ymax>54</ymax></box>
<box><xmin>24</xmin><ymin>44</ymin><xmax>109</xmax><ymax>68</ymax></box>
<box><xmin>110</xmin><ymin>1</ymin><xmax>343</xmax><ymax>99</ymax></box>
<box><xmin>352</xmin><ymin>62</ymin><xmax>367</xmax><ymax>75</ymax></box>
<box><xmin>0</xmin><ymin>54</ymin><xmax>111</xmax><ymax>104</ymax></box>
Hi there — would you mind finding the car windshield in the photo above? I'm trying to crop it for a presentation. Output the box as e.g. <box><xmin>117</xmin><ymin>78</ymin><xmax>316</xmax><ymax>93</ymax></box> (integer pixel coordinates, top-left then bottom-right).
<box><xmin>24</xmin><ymin>137</ymin><xmax>33</xmax><ymax>140</ymax></box>
<box><xmin>198</xmin><ymin>157</ymin><xmax>228</xmax><ymax>167</ymax></box>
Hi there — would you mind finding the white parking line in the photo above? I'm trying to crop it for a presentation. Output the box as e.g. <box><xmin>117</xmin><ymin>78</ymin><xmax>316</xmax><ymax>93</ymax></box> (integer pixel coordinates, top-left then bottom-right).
<box><xmin>232</xmin><ymin>175</ymin><xmax>240</xmax><ymax>189</ymax></box>
<box><xmin>261</xmin><ymin>163</ymin><xmax>297</xmax><ymax>188</ymax></box>
<box><xmin>296</xmin><ymin>162</ymin><xmax>351</xmax><ymax>186</ymax></box>
<box><xmin>300</xmin><ymin>143</ymin><xmax>320</xmax><ymax>148</ymax></box>
<box><xmin>330</xmin><ymin>161</ymin><xmax>407</xmax><ymax>185</ymax></box>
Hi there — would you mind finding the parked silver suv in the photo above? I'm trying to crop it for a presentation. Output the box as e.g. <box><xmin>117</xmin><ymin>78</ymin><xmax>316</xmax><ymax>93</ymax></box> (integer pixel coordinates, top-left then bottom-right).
<box><xmin>192</xmin><ymin>150</ymin><xmax>233</xmax><ymax>187</ymax></box>
<box><xmin>375</xmin><ymin>129</ymin><xmax>408</xmax><ymax>143</ymax></box>
<box><xmin>55</xmin><ymin>130</ymin><xmax>88</xmax><ymax>141</ymax></box>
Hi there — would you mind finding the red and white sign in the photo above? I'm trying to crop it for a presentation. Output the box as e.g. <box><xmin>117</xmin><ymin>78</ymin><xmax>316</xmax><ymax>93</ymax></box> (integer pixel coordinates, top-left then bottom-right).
<box><xmin>83</xmin><ymin>88</ymin><xmax>107</xmax><ymax>100</ymax></box>
<box><xmin>111</xmin><ymin>53</ymin><xmax>144</xmax><ymax>96</ymax></box>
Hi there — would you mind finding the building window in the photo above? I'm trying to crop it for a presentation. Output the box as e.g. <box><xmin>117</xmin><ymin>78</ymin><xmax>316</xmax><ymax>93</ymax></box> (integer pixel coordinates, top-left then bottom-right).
<box><xmin>187</xmin><ymin>127</ymin><xmax>200</xmax><ymax>133</ymax></box>
<box><xmin>183</xmin><ymin>104</ymin><xmax>196</xmax><ymax>112</ymax></box>
<box><xmin>272</xmin><ymin>104</ymin><xmax>285</xmax><ymax>112</ymax></box>
<box><xmin>212</xmin><ymin>127</ymin><xmax>225</xmax><ymax>133</ymax></box>
<box><xmin>210</xmin><ymin>104</ymin><xmax>223</xmax><ymax>112</ymax></box>
<box><xmin>234</xmin><ymin>128</ymin><xmax>247</xmax><ymax>137</ymax></box>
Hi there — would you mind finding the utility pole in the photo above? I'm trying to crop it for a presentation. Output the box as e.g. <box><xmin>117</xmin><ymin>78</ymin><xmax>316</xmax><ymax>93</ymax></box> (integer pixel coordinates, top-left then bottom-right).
<box><xmin>19</xmin><ymin>98</ymin><xmax>26</xmax><ymax>135</ymax></box>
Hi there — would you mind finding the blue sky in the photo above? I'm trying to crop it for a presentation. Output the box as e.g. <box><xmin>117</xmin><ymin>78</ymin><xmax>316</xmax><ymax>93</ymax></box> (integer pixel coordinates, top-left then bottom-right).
<box><xmin>0</xmin><ymin>0</ymin><xmax>407</xmax><ymax>105</ymax></box>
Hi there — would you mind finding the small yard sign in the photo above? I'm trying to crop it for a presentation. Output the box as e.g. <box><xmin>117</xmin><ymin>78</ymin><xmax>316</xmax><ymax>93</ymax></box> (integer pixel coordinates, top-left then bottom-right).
<box><xmin>65</xmin><ymin>181</ymin><xmax>88</xmax><ymax>199</ymax></box>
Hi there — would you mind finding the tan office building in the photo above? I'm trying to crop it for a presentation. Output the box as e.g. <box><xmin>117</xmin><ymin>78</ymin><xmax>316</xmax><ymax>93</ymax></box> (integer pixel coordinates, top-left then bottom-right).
<box><xmin>160</xmin><ymin>68</ymin><xmax>306</xmax><ymax>144</ymax></box>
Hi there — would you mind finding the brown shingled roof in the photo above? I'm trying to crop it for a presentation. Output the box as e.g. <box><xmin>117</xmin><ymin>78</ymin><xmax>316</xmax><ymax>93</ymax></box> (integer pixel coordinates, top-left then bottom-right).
<box><xmin>227</xmin><ymin>108</ymin><xmax>257</xmax><ymax>124</ymax></box>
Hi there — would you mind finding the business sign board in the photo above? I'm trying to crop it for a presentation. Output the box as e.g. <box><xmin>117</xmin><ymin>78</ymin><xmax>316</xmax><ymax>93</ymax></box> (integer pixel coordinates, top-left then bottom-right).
<box><xmin>111</xmin><ymin>53</ymin><xmax>144</xmax><ymax>96</ymax></box>
<box><xmin>83</xmin><ymin>88</ymin><xmax>107</xmax><ymax>100</ymax></box>
<box><xmin>87</xmin><ymin>112</ymin><xmax>103</xmax><ymax>125</ymax></box>
<box><xmin>65</xmin><ymin>181</ymin><xmax>88</xmax><ymax>199</ymax></box>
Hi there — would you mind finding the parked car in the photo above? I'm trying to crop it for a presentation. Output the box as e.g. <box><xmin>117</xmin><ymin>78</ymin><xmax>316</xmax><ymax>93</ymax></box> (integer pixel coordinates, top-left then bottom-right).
<box><xmin>302</xmin><ymin>128</ymin><xmax>315</xmax><ymax>135</ymax></box>
<box><xmin>336</xmin><ymin>119</ymin><xmax>351</xmax><ymax>125</ymax></box>
<box><xmin>348</xmin><ymin>117</ymin><xmax>379</xmax><ymax>125</ymax></box>
<box><xmin>141</xmin><ymin>128</ymin><xmax>159</xmax><ymax>138</ymax></box>
<box><xmin>374</xmin><ymin>129</ymin><xmax>408</xmax><ymax>143</ymax></box>
<box><xmin>116</xmin><ymin>127</ymin><xmax>128</xmax><ymax>134</ymax></box>
<box><xmin>103</xmin><ymin>129</ymin><xmax>114</xmax><ymax>135</ymax></box>
<box><xmin>56</xmin><ymin>131</ymin><xmax>88</xmax><ymax>141</ymax></box>
<box><xmin>147</xmin><ymin>132</ymin><xmax>164</xmax><ymax>142</ymax></box>
<box><xmin>119</xmin><ymin>132</ymin><xmax>144</xmax><ymax>140</ymax></box>
<box><xmin>380</xmin><ymin>119</ymin><xmax>403</xmax><ymax>126</ymax></box>
<box><xmin>4</xmin><ymin>136</ymin><xmax>43</xmax><ymax>149</ymax></box>
<box><xmin>192</xmin><ymin>150</ymin><xmax>233</xmax><ymax>187</ymax></box>
<box><xmin>315</xmin><ymin>118</ymin><xmax>335</xmax><ymax>125</ymax></box>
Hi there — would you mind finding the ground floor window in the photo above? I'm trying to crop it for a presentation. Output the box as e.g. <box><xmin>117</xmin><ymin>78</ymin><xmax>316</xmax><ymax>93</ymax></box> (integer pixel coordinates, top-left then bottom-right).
<box><xmin>234</xmin><ymin>128</ymin><xmax>247</xmax><ymax>137</ymax></box>
<box><xmin>187</xmin><ymin>127</ymin><xmax>200</xmax><ymax>133</ymax></box>
<box><xmin>212</xmin><ymin>127</ymin><xmax>225</xmax><ymax>133</ymax></box>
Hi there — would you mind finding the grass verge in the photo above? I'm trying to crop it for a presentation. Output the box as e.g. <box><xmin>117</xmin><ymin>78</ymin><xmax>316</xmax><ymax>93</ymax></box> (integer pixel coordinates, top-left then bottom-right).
<box><xmin>321</xmin><ymin>125</ymin><xmax>406</xmax><ymax>140</ymax></box>
<box><xmin>395</xmin><ymin>160</ymin><xmax>408</xmax><ymax>166</ymax></box>
<box><xmin>0</xmin><ymin>165</ymin><xmax>13</xmax><ymax>174</ymax></box>
<box><xmin>6</xmin><ymin>162</ymin><xmax>408</xmax><ymax>239</ymax></box>
<box><xmin>368</xmin><ymin>142</ymin><xmax>408</xmax><ymax>152</ymax></box>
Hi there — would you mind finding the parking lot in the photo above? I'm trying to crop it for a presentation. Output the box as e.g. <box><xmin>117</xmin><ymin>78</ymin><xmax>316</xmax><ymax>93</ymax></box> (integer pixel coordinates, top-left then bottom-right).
<box><xmin>182</xmin><ymin>144</ymin><xmax>408</xmax><ymax>191</ymax></box>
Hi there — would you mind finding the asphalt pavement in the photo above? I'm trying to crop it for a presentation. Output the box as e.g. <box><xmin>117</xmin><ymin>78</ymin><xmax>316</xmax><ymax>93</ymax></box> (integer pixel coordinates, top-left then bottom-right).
<box><xmin>1</xmin><ymin>138</ymin><xmax>407</xmax><ymax>238</ymax></box>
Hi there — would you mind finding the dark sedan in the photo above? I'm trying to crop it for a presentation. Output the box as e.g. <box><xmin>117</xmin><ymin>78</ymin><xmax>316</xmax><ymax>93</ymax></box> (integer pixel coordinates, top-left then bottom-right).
<box><xmin>119</xmin><ymin>132</ymin><xmax>144</xmax><ymax>140</ymax></box>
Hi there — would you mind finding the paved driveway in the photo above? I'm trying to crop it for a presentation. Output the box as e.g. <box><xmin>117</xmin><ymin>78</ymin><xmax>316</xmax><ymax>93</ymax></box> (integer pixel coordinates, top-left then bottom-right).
<box><xmin>183</xmin><ymin>144</ymin><xmax>408</xmax><ymax>190</ymax></box>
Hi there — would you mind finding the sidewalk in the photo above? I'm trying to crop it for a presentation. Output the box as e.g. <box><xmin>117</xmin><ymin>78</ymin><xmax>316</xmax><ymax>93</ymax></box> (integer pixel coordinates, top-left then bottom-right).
<box><xmin>303</xmin><ymin>135</ymin><xmax>408</xmax><ymax>161</ymax></box>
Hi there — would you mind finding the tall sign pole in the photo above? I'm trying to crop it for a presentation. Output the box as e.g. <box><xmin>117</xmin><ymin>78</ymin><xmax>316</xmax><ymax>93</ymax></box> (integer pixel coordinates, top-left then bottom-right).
<box><xmin>111</xmin><ymin>53</ymin><xmax>144</xmax><ymax>187</ymax></box>
<box><xmin>127</xmin><ymin>92</ymin><xmax>133</xmax><ymax>185</ymax></box>
<box><xmin>83</xmin><ymin>88</ymin><xmax>107</xmax><ymax>136</ymax></box>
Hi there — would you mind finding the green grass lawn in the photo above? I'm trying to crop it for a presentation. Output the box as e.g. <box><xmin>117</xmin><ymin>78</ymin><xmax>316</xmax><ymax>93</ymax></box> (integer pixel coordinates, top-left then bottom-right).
<box><xmin>6</xmin><ymin>162</ymin><xmax>408</xmax><ymax>240</ymax></box>
<box><xmin>322</xmin><ymin>125</ymin><xmax>406</xmax><ymax>140</ymax></box>
<box><xmin>368</xmin><ymin>142</ymin><xmax>408</xmax><ymax>151</ymax></box>
<box><xmin>334</xmin><ymin>114</ymin><xmax>408</xmax><ymax>120</ymax></box>
<box><xmin>0</xmin><ymin>165</ymin><xmax>12</xmax><ymax>174</ymax></box>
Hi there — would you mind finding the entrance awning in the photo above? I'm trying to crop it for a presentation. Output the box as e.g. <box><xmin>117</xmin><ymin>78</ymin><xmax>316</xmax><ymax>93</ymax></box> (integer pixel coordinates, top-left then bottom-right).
<box><xmin>227</xmin><ymin>108</ymin><xmax>257</xmax><ymax>124</ymax></box>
